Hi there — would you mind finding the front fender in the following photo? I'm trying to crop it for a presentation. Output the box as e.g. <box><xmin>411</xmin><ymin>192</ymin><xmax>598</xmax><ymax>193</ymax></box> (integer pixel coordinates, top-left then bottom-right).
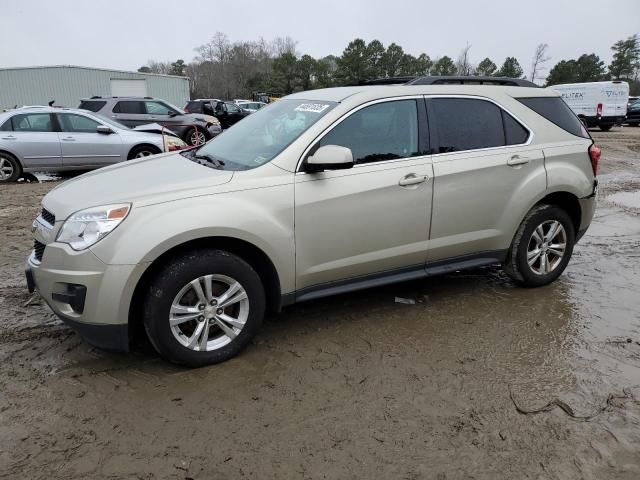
<box><xmin>90</xmin><ymin>184</ymin><xmax>295</xmax><ymax>293</ymax></box>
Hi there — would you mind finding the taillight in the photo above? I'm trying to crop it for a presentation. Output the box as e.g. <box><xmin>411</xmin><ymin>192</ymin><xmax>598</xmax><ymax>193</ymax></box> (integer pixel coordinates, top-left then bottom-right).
<box><xmin>596</xmin><ymin>103</ymin><xmax>603</xmax><ymax>117</ymax></box>
<box><xmin>589</xmin><ymin>144</ymin><xmax>601</xmax><ymax>176</ymax></box>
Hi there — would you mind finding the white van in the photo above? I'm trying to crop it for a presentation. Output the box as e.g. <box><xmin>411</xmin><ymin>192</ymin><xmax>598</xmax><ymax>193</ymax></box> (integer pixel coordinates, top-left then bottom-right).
<box><xmin>550</xmin><ymin>81</ymin><xmax>629</xmax><ymax>131</ymax></box>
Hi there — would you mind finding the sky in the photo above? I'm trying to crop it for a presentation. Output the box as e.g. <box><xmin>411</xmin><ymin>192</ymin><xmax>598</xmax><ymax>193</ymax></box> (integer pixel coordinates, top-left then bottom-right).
<box><xmin>2</xmin><ymin>0</ymin><xmax>639</xmax><ymax>78</ymax></box>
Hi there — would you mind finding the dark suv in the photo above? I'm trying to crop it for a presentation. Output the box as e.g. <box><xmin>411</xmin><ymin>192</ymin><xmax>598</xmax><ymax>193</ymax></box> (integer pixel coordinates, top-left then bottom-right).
<box><xmin>184</xmin><ymin>99</ymin><xmax>249</xmax><ymax>129</ymax></box>
<box><xmin>79</xmin><ymin>97</ymin><xmax>222</xmax><ymax>146</ymax></box>
<box><xmin>627</xmin><ymin>99</ymin><xmax>640</xmax><ymax>127</ymax></box>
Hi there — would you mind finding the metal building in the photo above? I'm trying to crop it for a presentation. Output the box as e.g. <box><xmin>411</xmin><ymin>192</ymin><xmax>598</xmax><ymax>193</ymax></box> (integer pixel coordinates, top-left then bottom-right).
<box><xmin>0</xmin><ymin>65</ymin><xmax>190</xmax><ymax>110</ymax></box>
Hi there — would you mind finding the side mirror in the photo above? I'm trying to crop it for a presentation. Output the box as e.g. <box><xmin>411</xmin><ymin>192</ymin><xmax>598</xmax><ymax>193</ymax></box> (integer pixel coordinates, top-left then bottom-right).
<box><xmin>168</xmin><ymin>111</ymin><xmax>180</xmax><ymax>117</ymax></box>
<box><xmin>96</xmin><ymin>125</ymin><xmax>114</xmax><ymax>135</ymax></box>
<box><xmin>305</xmin><ymin>145</ymin><xmax>354</xmax><ymax>172</ymax></box>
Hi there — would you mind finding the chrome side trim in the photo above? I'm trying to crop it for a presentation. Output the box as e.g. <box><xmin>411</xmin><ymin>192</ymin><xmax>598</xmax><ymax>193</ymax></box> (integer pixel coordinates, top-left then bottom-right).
<box><xmin>295</xmin><ymin>93</ymin><xmax>536</xmax><ymax>173</ymax></box>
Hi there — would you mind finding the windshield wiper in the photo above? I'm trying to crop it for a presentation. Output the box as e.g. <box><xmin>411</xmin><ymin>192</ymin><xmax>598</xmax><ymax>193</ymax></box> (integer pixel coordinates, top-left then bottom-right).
<box><xmin>189</xmin><ymin>152</ymin><xmax>226</xmax><ymax>169</ymax></box>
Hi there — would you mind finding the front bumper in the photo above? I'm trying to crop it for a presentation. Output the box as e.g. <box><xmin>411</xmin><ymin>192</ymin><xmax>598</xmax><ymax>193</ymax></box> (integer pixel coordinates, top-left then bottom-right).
<box><xmin>207</xmin><ymin>124</ymin><xmax>223</xmax><ymax>137</ymax></box>
<box><xmin>25</xmin><ymin>243</ymin><xmax>143</xmax><ymax>352</ymax></box>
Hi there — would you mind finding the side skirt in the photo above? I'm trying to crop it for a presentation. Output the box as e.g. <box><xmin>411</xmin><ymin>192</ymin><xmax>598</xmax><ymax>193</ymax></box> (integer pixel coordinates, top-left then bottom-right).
<box><xmin>284</xmin><ymin>250</ymin><xmax>508</xmax><ymax>306</ymax></box>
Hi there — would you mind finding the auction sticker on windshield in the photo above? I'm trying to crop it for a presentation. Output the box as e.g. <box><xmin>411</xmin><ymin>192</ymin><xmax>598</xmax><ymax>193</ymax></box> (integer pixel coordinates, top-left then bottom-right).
<box><xmin>294</xmin><ymin>103</ymin><xmax>331</xmax><ymax>113</ymax></box>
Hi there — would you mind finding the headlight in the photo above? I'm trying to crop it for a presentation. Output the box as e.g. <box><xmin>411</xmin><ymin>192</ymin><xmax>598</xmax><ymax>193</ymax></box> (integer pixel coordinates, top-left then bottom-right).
<box><xmin>204</xmin><ymin>115</ymin><xmax>219</xmax><ymax>125</ymax></box>
<box><xmin>164</xmin><ymin>135</ymin><xmax>187</xmax><ymax>152</ymax></box>
<box><xmin>56</xmin><ymin>204</ymin><xmax>131</xmax><ymax>251</ymax></box>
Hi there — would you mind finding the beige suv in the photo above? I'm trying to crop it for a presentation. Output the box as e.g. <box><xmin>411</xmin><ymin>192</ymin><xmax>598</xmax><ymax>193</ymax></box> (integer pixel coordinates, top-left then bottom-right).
<box><xmin>26</xmin><ymin>82</ymin><xmax>600</xmax><ymax>366</ymax></box>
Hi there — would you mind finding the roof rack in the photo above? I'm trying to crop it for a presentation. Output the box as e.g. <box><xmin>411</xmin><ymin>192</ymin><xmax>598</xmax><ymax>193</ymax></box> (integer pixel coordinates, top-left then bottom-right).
<box><xmin>407</xmin><ymin>76</ymin><xmax>538</xmax><ymax>87</ymax></box>
<box><xmin>357</xmin><ymin>76</ymin><xmax>417</xmax><ymax>86</ymax></box>
<box><xmin>355</xmin><ymin>75</ymin><xmax>538</xmax><ymax>88</ymax></box>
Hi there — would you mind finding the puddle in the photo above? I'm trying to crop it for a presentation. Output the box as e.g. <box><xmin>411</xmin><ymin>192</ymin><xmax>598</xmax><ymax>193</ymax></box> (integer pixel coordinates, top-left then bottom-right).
<box><xmin>608</xmin><ymin>191</ymin><xmax>640</xmax><ymax>209</ymax></box>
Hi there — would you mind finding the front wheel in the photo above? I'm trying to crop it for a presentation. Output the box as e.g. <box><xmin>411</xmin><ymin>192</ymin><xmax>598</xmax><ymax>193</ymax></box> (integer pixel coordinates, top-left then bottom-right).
<box><xmin>185</xmin><ymin>128</ymin><xmax>207</xmax><ymax>146</ymax></box>
<box><xmin>143</xmin><ymin>249</ymin><xmax>265</xmax><ymax>367</ymax></box>
<box><xmin>599</xmin><ymin>124</ymin><xmax>613</xmax><ymax>131</ymax></box>
<box><xmin>128</xmin><ymin>145</ymin><xmax>160</xmax><ymax>160</ymax></box>
<box><xmin>503</xmin><ymin>204</ymin><xmax>575</xmax><ymax>287</ymax></box>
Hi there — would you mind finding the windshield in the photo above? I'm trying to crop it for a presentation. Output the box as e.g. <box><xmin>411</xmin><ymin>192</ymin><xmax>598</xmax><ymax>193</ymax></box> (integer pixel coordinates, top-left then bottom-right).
<box><xmin>93</xmin><ymin>113</ymin><xmax>131</xmax><ymax>130</ymax></box>
<box><xmin>194</xmin><ymin>99</ymin><xmax>336</xmax><ymax>169</ymax></box>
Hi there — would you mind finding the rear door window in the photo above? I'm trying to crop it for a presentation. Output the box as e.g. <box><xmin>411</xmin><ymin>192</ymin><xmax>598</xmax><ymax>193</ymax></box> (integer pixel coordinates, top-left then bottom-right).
<box><xmin>112</xmin><ymin>101</ymin><xmax>144</xmax><ymax>114</ymax></box>
<box><xmin>430</xmin><ymin>98</ymin><xmax>505</xmax><ymax>153</ymax></box>
<box><xmin>517</xmin><ymin>97</ymin><xmax>588</xmax><ymax>138</ymax></box>
<box><xmin>78</xmin><ymin>100</ymin><xmax>106</xmax><ymax>112</ymax></box>
<box><xmin>11</xmin><ymin>113</ymin><xmax>54</xmax><ymax>132</ymax></box>
<box><xmin>319</xmin><ymin>99</ymin><xmax>419</xmax><ymax>164</ymax></box>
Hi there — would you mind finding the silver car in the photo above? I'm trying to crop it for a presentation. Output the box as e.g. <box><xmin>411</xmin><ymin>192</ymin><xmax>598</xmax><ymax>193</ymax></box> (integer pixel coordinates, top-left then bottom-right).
<box><xmin>0</xmin><ymin>107</ymin><xmax>185</xmax><ymax>182</ymax></box>
<box><xmin>26</xmin><ymin>82</ymin><xmax>598</xmax><ymax>367</ymax></box>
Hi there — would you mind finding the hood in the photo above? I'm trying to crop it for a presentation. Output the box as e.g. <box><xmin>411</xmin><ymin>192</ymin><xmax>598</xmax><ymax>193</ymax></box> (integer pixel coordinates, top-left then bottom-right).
<box><xmin>43</xmin><ymin>153</ymin><xmax>233</xmax><ymax>220</ymax></box>
<box><xmin>184</xmin><ymin>112</ymin><xmax>215</xmax><ymax>123</ymax></box>
<box><xmin>131</xmin><ymin>123</ymin><xmax>179</xmax><ymax>137</ymax></box>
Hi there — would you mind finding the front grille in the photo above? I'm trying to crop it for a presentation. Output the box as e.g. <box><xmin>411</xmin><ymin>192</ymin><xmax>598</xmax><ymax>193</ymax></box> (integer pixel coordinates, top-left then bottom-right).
<box><xmin>34</xmin><ymin>240</ymin><xmax>45</xmax><ymax>262</ymax></box>
<box><xmin>41</xmin><ymin>208</ymin><xmax>55</xmax><ymax>225</ymax></box>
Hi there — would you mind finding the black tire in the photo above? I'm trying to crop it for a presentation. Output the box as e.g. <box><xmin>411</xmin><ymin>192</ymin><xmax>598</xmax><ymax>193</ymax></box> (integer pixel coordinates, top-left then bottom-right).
<box><xmin>0</xmin><ymin>151</ymin><xmax>22</xmax><ymax>182</ymax></box>
<box><xmin>598</xmin><ymin>124</ymin><xmax>613</xmax><ymax>131</ymax></box>
<box><xmin>184</xmin><ymin>127</ymin><xmax>208</xmax><ymax>147</ymax></box>
<box><xmin>128</xmin><ymin>145</ymin><xmax>160</xmax><ymax>160</ymax></box>
<box><xmin>142</xmin><ymin>249</ymin><xmax>265</xmax><ymax>367</ymax></box>
<box><xmin>628</xmin><ymin>122</ymin><xmax>639</xmax><ymax>127</ymax></box>
<box><xmin>503</xmin><ymin>204</ymin><xmax>575</xmax><ymax>288</ymax></box>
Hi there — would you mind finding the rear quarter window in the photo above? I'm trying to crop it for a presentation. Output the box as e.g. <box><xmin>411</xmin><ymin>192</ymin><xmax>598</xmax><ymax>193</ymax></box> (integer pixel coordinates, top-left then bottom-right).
<box><xmin>78</xmin><ymin>100</ymin><xmax>106</xmax><ymax>112</ymax></box>
<box><xmin>517</xmin><ymin>97</ymin><xmax>588</xmax><ymax>138</ymax></box>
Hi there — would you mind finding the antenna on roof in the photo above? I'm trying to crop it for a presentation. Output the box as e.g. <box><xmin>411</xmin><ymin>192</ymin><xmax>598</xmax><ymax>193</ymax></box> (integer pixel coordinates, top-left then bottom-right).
<box><xmin>48</xmin><ymin>100</ymin><xmax>55</xmax><ymax>107</ymax></box>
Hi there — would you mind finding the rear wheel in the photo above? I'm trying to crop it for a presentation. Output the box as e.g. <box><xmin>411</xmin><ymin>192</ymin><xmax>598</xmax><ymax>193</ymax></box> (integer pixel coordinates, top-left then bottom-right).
<box><xmin>128</xmin><ymin>145</ymin><xmax>160</xmax><ymax>160</ymax></box>
<box><xmin>503</xmin><ymin>204</ymin><xmax>575</xmax><ymax>287</ymax></box>
<box><xmin>599</xmin><ymin>124</ymin><xmax>613</xmax><ymax>131</ymax></box>
<box><xmin>142</xmin><ymin>249</ymin><xmax>265</xmax><ymax>367</ymax></box>
<box><xmin>185</xmin><ymin>128</ymin><xmax>207</xmax><ymax>147</ymax></box>
<box><xmin>0</xmin><ymin>152</ymin><xmax>21</xmax><ymax>182</ymax></box>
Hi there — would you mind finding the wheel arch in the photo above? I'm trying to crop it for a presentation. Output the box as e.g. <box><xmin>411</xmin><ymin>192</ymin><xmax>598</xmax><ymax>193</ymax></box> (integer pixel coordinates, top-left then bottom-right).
<box><xmin>0</xmin><ymin>148</ymin><xmax>23</xmax><ymax>167</ymax></box>
<box><xmin>534</xmin><ymin>191</ymin><xmax>581</xmax><ymax>234</ymax></box>
<box><xmin>128</xmin><ymin>236</ymin><xmax>282</xmax><ymax>346</ymax></box>
<box><xmin>127</xmin><ymin>143</ymin><xmax>162</xmax><ymax>160</ymax></box>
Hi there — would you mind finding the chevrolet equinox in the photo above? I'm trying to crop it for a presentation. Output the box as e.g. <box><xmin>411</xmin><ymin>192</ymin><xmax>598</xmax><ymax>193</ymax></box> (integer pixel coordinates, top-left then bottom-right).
<box><xmin>26</xmin><ymin>83</ymin><xmax>600</xmax><ymax>366</ymax></box>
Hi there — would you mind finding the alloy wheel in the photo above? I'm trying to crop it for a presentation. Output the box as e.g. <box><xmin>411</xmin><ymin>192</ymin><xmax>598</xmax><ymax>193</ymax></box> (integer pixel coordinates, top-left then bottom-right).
<box><xmin>169</xmin><ymin>274</ymin><xmax>249</xmax><ymax>351</ymax></box>
<box><xmin>190</xmin><ymin>131</ymin><xmax>206</xmax><ymax>146</ymax></box>
<box><xmin>134</xmin><ymin>150</ymin><xmax>155</xmax><ymax>158</ymax></box>
<box><xmin>526</xmin><ymin>220</ymin><xmax>567</xmax><ymax>275</ymax></box>
<box><xmin>0</xmin><ymin>156</ymin><xmax>14</xmax><ymax>181</ymax></box>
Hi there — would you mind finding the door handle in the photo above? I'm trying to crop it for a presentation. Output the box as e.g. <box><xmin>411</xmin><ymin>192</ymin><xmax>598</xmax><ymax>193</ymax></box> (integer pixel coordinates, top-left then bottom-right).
<box><xmin>507</xmin><ymin>155</ymin><xmax>530</xmax><ymax>166</ymax></box>
<box><xmin>398</xmin><ymin>173</ymin><xmax>428</xmax><ymax>187</ymax></box>
<box><xmin>61</xmin><ymin>136</ymin><xmax>76</xmax><ymax>141</ymax></box>
<box><xmin>1</xmin><ymin>135</ymin><xmax>16</xmax><ymax>140</ymax></box>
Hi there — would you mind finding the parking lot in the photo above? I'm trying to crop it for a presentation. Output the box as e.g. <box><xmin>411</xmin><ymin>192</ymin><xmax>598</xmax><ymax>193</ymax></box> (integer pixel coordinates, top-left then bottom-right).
<box><xmin>0</xmin><ymin>128</ymin><xmax>639</xmax><ymax>479</ymax></box>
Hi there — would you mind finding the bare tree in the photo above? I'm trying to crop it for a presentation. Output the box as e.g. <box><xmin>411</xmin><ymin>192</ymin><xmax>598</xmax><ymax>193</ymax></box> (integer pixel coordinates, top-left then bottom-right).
<box><xmin>271</xmin><ymin>36</ymin><xmax>298</xmax><ymax>56</ymax></box>
<box><xmin>529</xmin><ymin>43</ymin><xmax>551</xmax><ymax>83</ymax></box>
<box><xmin>143</xmin><ymin>60</ymin><xmax>171</xmax><ymax>75</ymax></box>
<box><xmin>456</xmin><ymin>42</ymin><xmax>473</xmax><ymax>76</ymax></box>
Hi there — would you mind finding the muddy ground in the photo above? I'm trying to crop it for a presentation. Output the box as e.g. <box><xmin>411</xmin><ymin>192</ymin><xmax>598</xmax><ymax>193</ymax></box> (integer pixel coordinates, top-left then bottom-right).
<box><xmin>1</xmin><ymin>129</ymin><xmax>639</xmax><ymax>479</ymax></box>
